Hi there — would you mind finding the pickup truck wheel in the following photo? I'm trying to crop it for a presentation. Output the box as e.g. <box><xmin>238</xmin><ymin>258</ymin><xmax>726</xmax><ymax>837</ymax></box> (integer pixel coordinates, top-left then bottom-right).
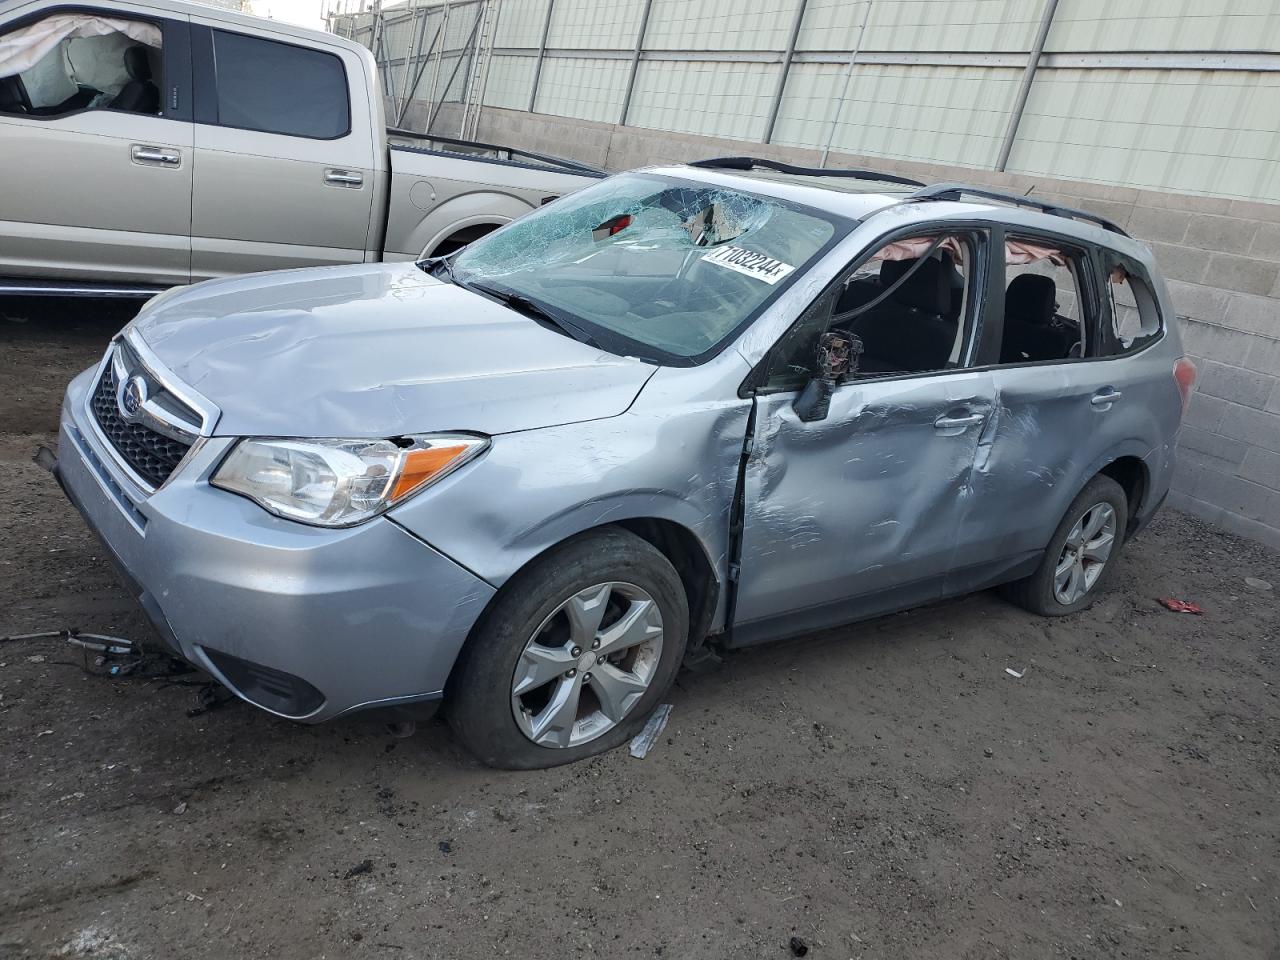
<box><xmin>1000</xmin><ymin>475</ymin><xmax>1128</xmax><ymax>616</ymax></box>
<box><xmin>446</xmin><ymin>528</ymin><xmax>688</xmax><ymax>769</ymax></box>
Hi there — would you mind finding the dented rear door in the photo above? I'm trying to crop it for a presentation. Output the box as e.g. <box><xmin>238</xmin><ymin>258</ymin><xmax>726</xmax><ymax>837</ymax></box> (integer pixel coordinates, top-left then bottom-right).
<box><xmin>732</xmin><ymin>369</ymin><xmax>996</xmax><ymax>644</ymax></box>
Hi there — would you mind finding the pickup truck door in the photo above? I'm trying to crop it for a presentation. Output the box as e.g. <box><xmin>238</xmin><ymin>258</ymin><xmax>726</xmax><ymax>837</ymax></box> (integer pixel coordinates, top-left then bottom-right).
<box><xmin>188</xmin><ymin>23</ymin><xmax>376</xmax><ymax>279</ymax></box>
<box><xmin>0</xmin><ymin>10</ymin><xmax>192</xmax><ymax>286</ymax></box>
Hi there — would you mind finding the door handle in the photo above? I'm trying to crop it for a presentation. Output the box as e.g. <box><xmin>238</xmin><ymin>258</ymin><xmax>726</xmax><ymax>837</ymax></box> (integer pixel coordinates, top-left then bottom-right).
<box><xmin>131</xmin><ymin>145</ymin><xmax>181</xmax><ymax>166</ymax></box>
<box><xmin>324</xmin><ymin>169</ymin><xmax>364</xmax><ymax>187</ymax></box>
<box><xmin>934</xmin><ymin>412</ymin><xmax>985</xmax><ymax>430</ymax></box>
<box><xmin>1091</xmin><ymin>389</ymin><xmax>1123</xmax><ymax>407</ymax></box>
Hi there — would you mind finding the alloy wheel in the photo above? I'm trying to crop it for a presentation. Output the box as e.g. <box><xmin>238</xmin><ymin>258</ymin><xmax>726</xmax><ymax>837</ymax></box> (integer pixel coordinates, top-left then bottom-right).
<box><xmin>510</xmin><ymin>582</ymin><xmax>664</xmax><ymax>748</ymax></box>
<box><xmin>1053</xmin><ymin>502</ymin><xmax>1117</xmax><ymax>605</ymax></box>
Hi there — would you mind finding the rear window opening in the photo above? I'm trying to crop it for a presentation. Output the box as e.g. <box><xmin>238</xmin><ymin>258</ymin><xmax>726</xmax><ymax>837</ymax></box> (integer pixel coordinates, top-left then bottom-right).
<box><xmin>1106</xmin><ymin>259</ymin><xmax>1163</xmax><ymax>355</ymax></box>
<box><xmin>997</xmin><ymin>236</ymin><xmax>1090</xmax><ymax>365</ymax></box>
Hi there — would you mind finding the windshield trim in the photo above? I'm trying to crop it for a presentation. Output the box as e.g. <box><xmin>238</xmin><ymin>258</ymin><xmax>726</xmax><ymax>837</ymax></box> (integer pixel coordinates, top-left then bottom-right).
<box><xmin>428</xmin><ymin>173</ymin><xmax>856</xmax><ymax>368</ymax></box>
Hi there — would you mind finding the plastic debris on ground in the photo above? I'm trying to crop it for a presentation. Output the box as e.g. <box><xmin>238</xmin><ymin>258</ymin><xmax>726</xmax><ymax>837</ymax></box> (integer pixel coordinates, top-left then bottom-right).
<box><xmin>629</xmin><ymin>703</ymin><xmax>673</xmax><ymax>759</ymax></box>
<box><xmin>789</xmin><ymin>935</ymin><xmax>809</xmax><ymax>957</ymax></box>
<box><xmin>1244</xmin><ymin>577</ymin><xmax>1273</xmax><ymax>593</ymax></box>
<box><xmin>1005</xmin><ymin>667</ymin><xmax>1026</xmax><ymax>679</ymax></box>
<box><xmin>1158</xmin><ymin>597</ymin><xmax>1203</xmax><ymax>614</ymax></box>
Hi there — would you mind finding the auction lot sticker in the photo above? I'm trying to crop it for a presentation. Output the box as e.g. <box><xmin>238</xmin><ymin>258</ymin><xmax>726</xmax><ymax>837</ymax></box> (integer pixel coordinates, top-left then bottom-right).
<box><xmin>701</xmin><ymin>245</ymin><xmax>796</xmax><ymax>284</ymax></box>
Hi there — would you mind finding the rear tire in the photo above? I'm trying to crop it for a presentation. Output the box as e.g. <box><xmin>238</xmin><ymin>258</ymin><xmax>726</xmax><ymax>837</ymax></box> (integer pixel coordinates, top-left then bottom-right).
<box><xmin>446</xmin><ymin>528</ymin><xmax>688</xmax><ymax>769</ymax></box>
<box><xmin>1000</xmin><ymin>475</ymin><xmax>1128</xmax><ymax>616</ymax></box>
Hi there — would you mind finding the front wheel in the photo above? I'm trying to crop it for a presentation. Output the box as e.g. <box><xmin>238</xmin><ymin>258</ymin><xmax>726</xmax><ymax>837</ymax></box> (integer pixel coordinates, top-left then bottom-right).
<box><xmin>1000</xmin><ymin>474</ymin><xmax>1128</xmax><ymax>616</ymax></box>
<box><xmin>446</xmin><ymin>528</ymin><xmax>689</xmax><ymax>769</ymax></box>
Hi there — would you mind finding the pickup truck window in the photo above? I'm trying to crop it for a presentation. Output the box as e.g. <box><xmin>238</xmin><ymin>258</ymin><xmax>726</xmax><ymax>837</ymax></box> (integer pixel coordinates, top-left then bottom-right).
<box><xmin>446</xmin><ymin>173</ymin><xmax>844</xmax><ymax>364</ymax></box>
<box><xmin>210</xmin><ymin>30</ymin><xmax>349</xmax><ymax>139</ymax></box>
<box><xmin>0</xmin><ymin>13</ymin><xmax>162</xmax><ymax>117</ymax></box>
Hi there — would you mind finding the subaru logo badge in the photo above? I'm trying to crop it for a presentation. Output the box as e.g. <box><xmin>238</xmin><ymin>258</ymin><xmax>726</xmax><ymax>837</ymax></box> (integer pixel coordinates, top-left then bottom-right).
<box><xmin>120</xmin><ymin>374</ymin><xmax>148</xmax><ymax>421</ymax></box>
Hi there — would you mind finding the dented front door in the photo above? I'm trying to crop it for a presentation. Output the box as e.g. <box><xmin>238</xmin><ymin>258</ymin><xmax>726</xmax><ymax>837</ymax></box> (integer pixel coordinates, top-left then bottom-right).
<box><xmin>732</xmin><ymin>369</ymin><xmax>996</xmax><ymax>643</ymax></box>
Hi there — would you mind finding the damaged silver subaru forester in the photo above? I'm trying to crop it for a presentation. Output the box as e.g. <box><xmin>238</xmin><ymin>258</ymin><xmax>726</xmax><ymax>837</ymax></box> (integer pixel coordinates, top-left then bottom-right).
<box><xmin>54</xmin><ymin>159</ymin><xmax>1196</xmax><ymax>768</ymax></box>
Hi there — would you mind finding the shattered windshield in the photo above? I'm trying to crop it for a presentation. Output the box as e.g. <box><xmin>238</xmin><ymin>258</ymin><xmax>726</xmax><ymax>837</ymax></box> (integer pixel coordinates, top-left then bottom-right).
<box><xmin>440</xmin><ymin>173</ymin><xmax>845</xmax><ymax>363</ymax></box>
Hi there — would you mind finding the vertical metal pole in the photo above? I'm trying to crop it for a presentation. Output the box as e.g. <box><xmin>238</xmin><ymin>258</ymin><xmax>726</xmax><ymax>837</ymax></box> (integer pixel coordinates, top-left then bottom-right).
<box><xmin>618</xmin><ymin>0</ymin><xmax>654</xmax><ymax>127</ymax></box>
<box><xmin>459</xmin><ymin>0</ymin><xmax>487</xmax><ymax>137</ymax></box>
<box><xmin>819</xmin><ymin>0</ymin><xmax>871</xmax><ymax>167</ymax></box>
<box><xmin>995</xmin><ymin>0</ymin><xmax>1058</xmax><ymax>172</ymax></box>
<box><xmin>528</xmin><ymin>0</ymin><xmax>555</xmax><ymax>112</ymax></box>
<box><xmin>469</xmin><ymin>0</ymin><xmax>501</xmax><ymax>139</ymax></box>
<box><xmin>395</xmin><ymin>0</ymin><xmax>421</xmax><ymax>123</ymax></box>
<box><xmin>427</xmin><ymin>1</ymin><xmax>451</xmax><ymax>133</ymax></box>
<box><xmin>762</xmin><ymin>0</ymin><xmax>809</xmax><ymax>144</ymax></box>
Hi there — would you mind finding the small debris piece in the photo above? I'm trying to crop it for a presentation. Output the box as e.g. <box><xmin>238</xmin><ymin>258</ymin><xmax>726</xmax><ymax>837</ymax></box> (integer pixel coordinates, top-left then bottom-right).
<box><xmin>1244</xmin><ymin>577</ymin><xmax>1273</xmax><ymax>593</ymax></box>
<box><xmin>438</xmin><ymin>840</ymin><xmax>452</xmax><ymax>854</ymax></box>
<box><xmin>1005</xmin><ymin>667</ymin><xmax>1025</xmax><ymax>679</ymax></box>
<box><xmin>789</xmin><ymin>936</ymin><xmax>809</xmax><ymax>957</ymax></box>
<box><xmin>26</xmin><ymin>654</ymin><xmax>46</xmax><ymax>664</ymax></box>
<box><xmin>385</xmin><ymin>720</ymin><xmax>416</xmax><ymax>738</ymax></box>
<box><xmin>1158</xmin><ymin>597</ymin><xmax>1203</xmax><ymax>615</ymax></box>
<box><xmin>983</xmin><ymin>747</ymin><xmax>994</xmax><ymax>758</ymax></box>
<box><xmin>629</xmin><ymin>703</ymin><xmax>673</xmax><ymax>759</ymax></box>
<box><xmin>173</xmin><ymin>802</ymin><xmax>187</xmax><ymax>815</ymax></box>
<box><xmin>343</xmin><ymin>859</ymin><xmax>373</xmax><ymax>879</ymax></box>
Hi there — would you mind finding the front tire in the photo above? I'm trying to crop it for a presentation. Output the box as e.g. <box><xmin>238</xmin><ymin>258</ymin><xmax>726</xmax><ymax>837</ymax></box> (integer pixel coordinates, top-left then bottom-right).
<box><xmin>1001</xmin><ymin>475</ymin><xmax>1128</xmax><ymax>616</ymax></box>
<box><xmin>446</xmin><ymin>528</ymin><xmax>689</xmax><ymax>769</ymax></box>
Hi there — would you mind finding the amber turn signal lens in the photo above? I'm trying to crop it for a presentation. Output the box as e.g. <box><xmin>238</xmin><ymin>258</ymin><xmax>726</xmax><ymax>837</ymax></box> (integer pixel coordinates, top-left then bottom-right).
<box><xmin>390</xmin><ymin>444</ymin><xmax>472</xmax><ymax>501</ymax></box>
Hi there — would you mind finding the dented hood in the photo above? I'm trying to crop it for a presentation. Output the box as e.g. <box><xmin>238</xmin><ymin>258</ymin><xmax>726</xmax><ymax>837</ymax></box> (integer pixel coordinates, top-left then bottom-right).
<box><xmin>131</xmin><ymin>262</ymin><xmax>656</xmax><ymax>438</ymax></box>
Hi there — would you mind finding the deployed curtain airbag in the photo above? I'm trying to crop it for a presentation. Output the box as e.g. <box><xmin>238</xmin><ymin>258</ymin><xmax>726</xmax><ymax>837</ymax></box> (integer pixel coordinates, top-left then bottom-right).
<box><xmin>0</xmin><ymin>14</ymin><xmax>160</xmax><ymax>77</ymax></box>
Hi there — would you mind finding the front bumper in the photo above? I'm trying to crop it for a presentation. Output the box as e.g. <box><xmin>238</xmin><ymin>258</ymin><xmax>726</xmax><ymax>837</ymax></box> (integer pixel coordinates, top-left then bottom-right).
<box><xmin>56</xmin><ymin>367</ymin><xmax>495</xmax><ymax>722</ymax></box>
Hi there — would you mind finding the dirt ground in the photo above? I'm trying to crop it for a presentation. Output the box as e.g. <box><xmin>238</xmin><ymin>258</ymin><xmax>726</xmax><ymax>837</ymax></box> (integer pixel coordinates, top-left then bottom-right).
<box><xmin>1</xmin><ymin>297</ymin><xmax>1278</xmax><ymax>960</ymax></box>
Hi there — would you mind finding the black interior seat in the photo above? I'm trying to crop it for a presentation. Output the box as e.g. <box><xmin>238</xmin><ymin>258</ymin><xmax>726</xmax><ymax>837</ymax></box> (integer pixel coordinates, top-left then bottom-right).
<box><xmin>109</xmin><ymin>45</ymin><xmax>159</xmax><ymax>113</ymax></box>
<box><xmin>0</xmin><ymin>74</ymin><xmax>31</xmax><ymax>114</ymax></box>
<box><xmin>842</xmin><ymin>255</ymin><xmax>959</xmax><ymax>374</ymax></box>
<box><xmin>999</xmin><ymin>274</ymin><xmax>1076</xmax><ymax>364</ymax></box>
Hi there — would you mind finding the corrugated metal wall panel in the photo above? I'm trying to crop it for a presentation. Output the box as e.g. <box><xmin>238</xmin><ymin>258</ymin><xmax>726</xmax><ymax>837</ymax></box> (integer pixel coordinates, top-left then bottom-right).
<box><xmin>484</xmin><ymin>53</ymin><xmax>539</xmax><ymax>109</ymax></box>
<box><xmin>1048</xmin><ymin>0</ymin><xmax>1280</xmax><ymax>52</ymax></box>
<box><xmin>643</xmin><ymin>0</ymin><xmax>796</xmax><ymax>51</ymax></box>
<box><xmin>494</xmin><ymin>0</ymin><xmax>548</xmax><ymax>46</ymax></box>
<box><xmin>626</xmin><ymin>60</ymin><xmax>778</xmax><ymax>141</ymax></box>
<box><xmin>797</xmin><ymin>0</ymin><xmax>1040</xmax><ymax>52</ymax></box>
<box><xmin>773</xmin><ymin>63</ymin><xmax>1021</xmax><ymax>167</ymax></box>
<box><xmin>534</xmin><ymin>56</ymin><xmax>630</xmax><ymax>122</ymax></box>
<box><xmin>1008</xmin><ymin>68</ymin><xmax>1280</xmax><ymax>202</ymax></box>
<box><xmin>548</xmin><ymin>0</ymin><xmax>648</xmax><ymax>47</ymax></box>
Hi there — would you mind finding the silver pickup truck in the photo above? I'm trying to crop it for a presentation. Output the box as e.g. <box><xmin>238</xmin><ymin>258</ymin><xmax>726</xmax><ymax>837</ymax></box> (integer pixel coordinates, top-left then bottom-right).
<box><xmin>0</xmin><ymin>0</ymin><xmax>601</xmax><ymax>296</ymax></box>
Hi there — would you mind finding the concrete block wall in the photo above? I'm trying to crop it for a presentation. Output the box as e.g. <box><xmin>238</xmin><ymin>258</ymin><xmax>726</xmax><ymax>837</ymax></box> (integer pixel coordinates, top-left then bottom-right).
<box><xmin>454</xmin><ymin>104</ymin><xmax>1280</xmax><ymax>548</ymax></box>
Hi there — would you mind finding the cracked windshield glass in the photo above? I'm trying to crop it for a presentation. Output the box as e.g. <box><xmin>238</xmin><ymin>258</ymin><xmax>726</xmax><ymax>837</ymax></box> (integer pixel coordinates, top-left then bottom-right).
<box><xmin>439</xmin><ymin>173</ymin><xmax>842</xmax><ymax>362</ymax></box>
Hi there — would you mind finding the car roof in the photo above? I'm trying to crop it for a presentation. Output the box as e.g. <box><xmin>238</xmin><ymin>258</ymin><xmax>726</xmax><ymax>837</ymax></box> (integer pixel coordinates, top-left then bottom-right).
<box><xmin>650</xmin><ymin>161</ymin><xmax>1155</xmax><ymax>266</ymax></box>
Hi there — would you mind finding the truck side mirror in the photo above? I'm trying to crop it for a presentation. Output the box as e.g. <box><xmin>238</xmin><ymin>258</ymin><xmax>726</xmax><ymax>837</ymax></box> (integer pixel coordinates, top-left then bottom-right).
<box><xmin>793</xmin><ymin>331</ymin><xmax>860</xmax><ymax>423</ymax></box>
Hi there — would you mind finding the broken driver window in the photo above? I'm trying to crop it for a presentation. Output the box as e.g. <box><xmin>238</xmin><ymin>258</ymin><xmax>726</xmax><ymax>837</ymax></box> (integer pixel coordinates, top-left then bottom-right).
<box><xmin>763</xmin><ymin>231</ymin><xmax>980</xmax><ymax>391</ymax></box>
<box><xmin>443</xmin><ymin>173</ymin><xmax>844</xmax><ymax>363</ymax></box>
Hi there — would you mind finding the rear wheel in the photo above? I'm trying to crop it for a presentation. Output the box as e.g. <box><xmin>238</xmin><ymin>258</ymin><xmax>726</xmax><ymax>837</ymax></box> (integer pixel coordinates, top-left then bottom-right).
<box><xmin>446</xmin><ymin>528</ymin><xmax>688</xmax><ymax>769</ymax></box>
<box><xmin>1001</xmin><ymin>475</ymin><xmax>1128</xmax><ymax>616</ymax></box>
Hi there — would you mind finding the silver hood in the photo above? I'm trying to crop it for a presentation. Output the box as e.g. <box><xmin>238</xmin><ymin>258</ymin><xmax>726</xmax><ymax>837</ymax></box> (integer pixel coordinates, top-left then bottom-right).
<box><xmin>131</xmin><ymin>262</ymin><xmax>656</xmax><ymax>438</ymax></box>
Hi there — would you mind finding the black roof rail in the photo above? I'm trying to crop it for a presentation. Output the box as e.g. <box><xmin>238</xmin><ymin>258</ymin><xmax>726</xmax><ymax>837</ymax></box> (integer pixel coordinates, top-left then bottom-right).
<box><xmin>907</xmin><ymin>182</ymin><xmax>1129</xmax><ymax>236</ymax></box>
<box><xmin>687</xmin><ymin>156</ymin><xmax>924</xmax><ymax>188</ymax></box>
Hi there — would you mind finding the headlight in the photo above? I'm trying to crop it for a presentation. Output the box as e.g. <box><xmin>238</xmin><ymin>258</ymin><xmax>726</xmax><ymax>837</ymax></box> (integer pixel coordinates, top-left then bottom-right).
<box><xmin>211</xmin><ymin>434</ymin><xmax>486</xmax><ymax>527</ymax></box>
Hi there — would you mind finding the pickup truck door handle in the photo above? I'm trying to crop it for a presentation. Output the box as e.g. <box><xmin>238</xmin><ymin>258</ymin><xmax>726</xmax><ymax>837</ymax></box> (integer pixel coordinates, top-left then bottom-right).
<box><xmin>1091</xmin><ymin>388</ymin><xmax>1123</xmax><ymax>407</ymax></box>
<box><xmin>324</xmin><ymin>169</ymin><xmax>364</xmax><ymax>187</ymax></box>
<box><xmin>131</xmin><ymin>145</ymin><xmax>181</xmax><ymax>166</ymax></box>
<box><xmin>934</xmin><ymin>411</ymin><xmax>986</xmax><ymax>430</ymax></box>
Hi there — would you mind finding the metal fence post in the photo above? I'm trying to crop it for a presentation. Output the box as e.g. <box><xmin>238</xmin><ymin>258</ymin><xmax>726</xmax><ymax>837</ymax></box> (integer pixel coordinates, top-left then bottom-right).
<box><xmin>996</xmin><ymin>0</ymin><xmax>1059</xmax><ymax>172</ymax></box>
<box><xmin>527</xmin><ymin>0</ymin><xmax>555</xmax><ymax>112</ymax></box>
<box><xmin>763</xmin><ymin>0</ymin><xmax>809</xmax><ymax>144</ymax></box>
<box><xmin>819</xmin><ymin>0</ymin><xmax>871</xmax><ymax>166</ymax></box>
<box><xmin>618</xmin><ymin>0</ymin><xmax>655</xmax><ymax>127</ymax></box>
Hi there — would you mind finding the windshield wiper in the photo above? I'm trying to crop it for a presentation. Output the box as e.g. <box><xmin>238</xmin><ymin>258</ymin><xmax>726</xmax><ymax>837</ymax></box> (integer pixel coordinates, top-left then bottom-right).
<box><xmin>467</xmin><ymin>282</ymin><xmax>602</xmax><ymax>349</ymax></box>
<box><xmin>426</xmin><ymin>256</ymin><xmax>457</xmax><ymax>284</ymax></box>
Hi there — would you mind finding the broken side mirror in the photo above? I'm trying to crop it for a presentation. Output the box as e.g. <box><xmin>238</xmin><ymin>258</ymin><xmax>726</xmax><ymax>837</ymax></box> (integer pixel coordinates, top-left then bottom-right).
<box><xmin>794</xmin><ymin>331</ymin><xmax>860</xmax><ymax>422</ymax></box>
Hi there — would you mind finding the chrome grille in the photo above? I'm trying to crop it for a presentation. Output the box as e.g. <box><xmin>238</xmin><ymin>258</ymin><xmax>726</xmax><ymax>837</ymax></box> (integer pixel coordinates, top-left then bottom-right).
<box><xmin>89</xmin><ymin>349</ymin><xmax>196</xmax><ymax>489</ymax></box>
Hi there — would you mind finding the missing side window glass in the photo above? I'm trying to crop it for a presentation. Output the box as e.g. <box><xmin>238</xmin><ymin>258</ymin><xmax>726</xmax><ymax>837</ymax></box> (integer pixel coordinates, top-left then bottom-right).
<box><xmin>998</xmin><ymin>238</ymin><xmax>1088</xmax><ymax>364</ymax></box>
<box><xmin>1107</xmin><ymin>260</ymin><xmax>1162</xmax><ymax>354</ymax></box>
